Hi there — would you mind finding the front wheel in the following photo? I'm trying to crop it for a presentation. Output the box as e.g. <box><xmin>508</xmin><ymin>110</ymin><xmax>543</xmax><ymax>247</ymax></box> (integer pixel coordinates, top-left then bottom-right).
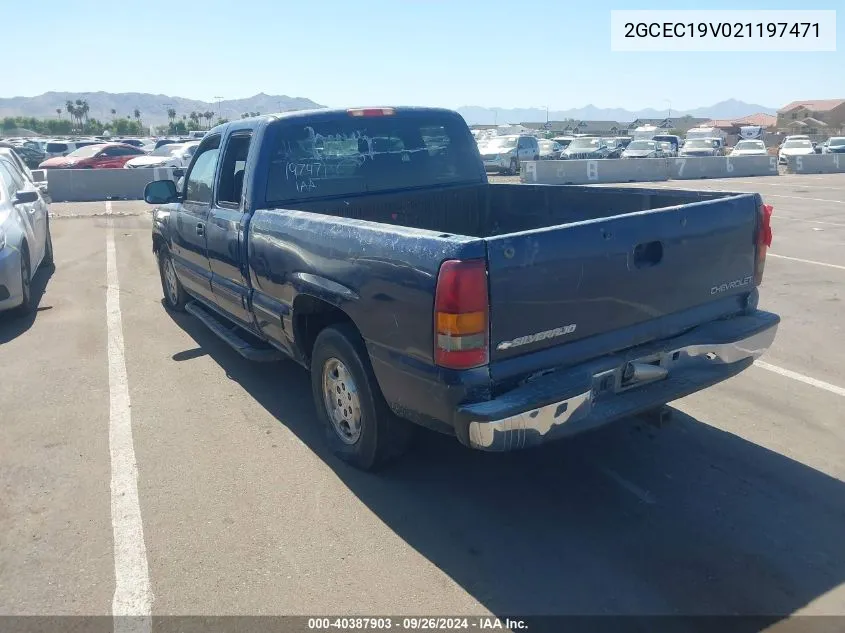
<box><xmin>158</xmin><ymin>247</ymin><xmax>187</xmax><ymax>311</ymax></box>
<box><xmin>310</xmin><ymin>323</ymin><xmax>413</xmax><ymax>471</ymax></box>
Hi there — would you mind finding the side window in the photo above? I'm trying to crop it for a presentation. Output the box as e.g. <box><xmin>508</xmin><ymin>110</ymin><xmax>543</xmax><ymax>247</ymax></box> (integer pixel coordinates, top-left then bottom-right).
<box><xmin>184</xmin><ymin>136</ymin><xmax>221</xmax><ymax>204</ymax></box>
<box><xmin>100</xmin><ymin>147</ymin><xmax>119</xmax><ymax>157</ymax></box>
<box><xmin>217</xmin><ymin>133</ymin><xmax>252</xmax><ymax>206</ymax></box>
<box><xmin>0</xmin><ymin>158</ymin><xmax>25</xmax><ymax>193</ymax></box>
<box><xmin>0</xmin><ymin>162</ymin><xmax>17</xmax><ymax>198</ymax></box>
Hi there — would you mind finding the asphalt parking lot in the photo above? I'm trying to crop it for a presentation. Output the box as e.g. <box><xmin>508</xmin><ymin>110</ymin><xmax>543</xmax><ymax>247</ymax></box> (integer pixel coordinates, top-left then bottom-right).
<box><xmin>2</xmin><ymin>174</ymin><xmax>844</xmax><ymax>628</ymax></box>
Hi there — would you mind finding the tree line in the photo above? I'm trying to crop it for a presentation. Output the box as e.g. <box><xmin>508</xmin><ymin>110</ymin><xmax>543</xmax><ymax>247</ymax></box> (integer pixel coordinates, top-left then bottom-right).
<box><xmin>2</xmin><ymin>99</ymin><xmax>231</xmax><ymax>137</ymax></box>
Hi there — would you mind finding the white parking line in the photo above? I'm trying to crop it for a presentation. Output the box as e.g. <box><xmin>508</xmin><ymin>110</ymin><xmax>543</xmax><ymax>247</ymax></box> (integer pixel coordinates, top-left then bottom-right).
<box><xmin>767</xmin><ymin>253</ymin><xmax>845</xmax><ymax>270</ymax></box>
<box><xmin>774</xmin><ymin>216</ymin><xmax>845</xmax><ymax>227</ymax></box>
<box><xmin>726</xmin><ymin>179</ymin><xmax>845</xmax><ymax>191</ymax></box>
<box><xmin>755</xmin><ymin>361</ymin><xmax>845</xmax><ymax>398</ymax></box>
<box><xmin>106</xmin><ymin>201</ymin><xmax>152</xmax><ymax>633</ymax></box>
<box><xmin>762</xmin><ymin>193</ymin><xmax>844</xmax><ymax>204</ymax></box>
<box><xmin>599</xmin><ymin>466</ymin><xmax>656</xmax><ymax>504</ymax></box>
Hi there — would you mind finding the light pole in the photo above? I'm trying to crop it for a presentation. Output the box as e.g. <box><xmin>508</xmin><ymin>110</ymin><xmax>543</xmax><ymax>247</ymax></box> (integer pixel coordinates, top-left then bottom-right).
<box><xmin>214</xmin><ymin>96</ymin><xmax>223</xmax><ymax>119</ymax></box>
<box><xmin>665</xmin><ymin>99</ymin><xmax>672</xmax><ymax>119</ymax></box>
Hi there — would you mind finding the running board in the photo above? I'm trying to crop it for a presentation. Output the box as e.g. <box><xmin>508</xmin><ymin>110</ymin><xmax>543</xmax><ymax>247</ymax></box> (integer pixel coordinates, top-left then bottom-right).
<box><xmin>185</xmin><ymin>301</ymin><xmax>284</xmax><ymax>362</ymax></box>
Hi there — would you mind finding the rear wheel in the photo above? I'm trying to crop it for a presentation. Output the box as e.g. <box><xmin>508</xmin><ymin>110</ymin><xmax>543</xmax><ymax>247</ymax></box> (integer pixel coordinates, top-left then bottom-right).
<box><xmin>158</xmin><ymin>246</ymin><xmax>187</xmax><ymax>311</ymax></box>
<box><xmin>310</xmin><ymin>323</ymin><xmax>413</xmax><ymax>471</ymax></box>
<box><xmin>507</xmin><ymin>158</ymin><xmax>518</xmax><ymax>175</ymax></box>
<box><xmin>12</xmin><ymin>246</ymin><xmax>33</xmax><ymax>316</ymax></box>
<box><xmin>42</xmin><ymin>221</ymin><xmax>54</xmax><ymax>267</ymax></box>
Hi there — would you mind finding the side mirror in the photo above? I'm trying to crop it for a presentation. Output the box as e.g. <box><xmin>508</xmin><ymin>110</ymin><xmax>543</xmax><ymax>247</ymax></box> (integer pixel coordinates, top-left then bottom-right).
<box><xmin>144</xmin><ymin>179</ymin><xmax>179</xmax><ymax>205</ymax></box>
<box><xmin>14</xmin><ymin>190</ymin><xmax>39</xmax><ymax>204</ymax></box>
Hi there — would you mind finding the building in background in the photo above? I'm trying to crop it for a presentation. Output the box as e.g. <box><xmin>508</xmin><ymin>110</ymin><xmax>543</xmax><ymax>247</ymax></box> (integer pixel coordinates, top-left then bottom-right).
<box><xmin>777</xmin><ymin>100</ymin><xmax>845</xmax><ymax>137</ymax></box>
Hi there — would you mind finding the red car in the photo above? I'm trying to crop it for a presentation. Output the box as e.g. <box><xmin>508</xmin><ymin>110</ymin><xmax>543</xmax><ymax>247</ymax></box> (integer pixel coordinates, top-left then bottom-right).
<box><xmin>38</xmin><ymin>143</ymin><xmax>145</xmax><ymax>169</ymax></box>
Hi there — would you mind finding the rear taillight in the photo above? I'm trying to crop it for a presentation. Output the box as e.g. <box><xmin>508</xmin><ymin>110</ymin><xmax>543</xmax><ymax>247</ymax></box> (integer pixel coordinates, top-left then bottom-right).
<box><xmin>434</xmin><ymin>259</ymin><xmax>489</xmax><ymax>370</ymax></box>
<box><xmin>347</xmin><ymin>107</ymin><xmax>395</xmax><ymax>117</ymax></box>
<box><xmin>755</xmin><ymin>203</ymin><xmax>773</xmax><ymax>285</ymax></box>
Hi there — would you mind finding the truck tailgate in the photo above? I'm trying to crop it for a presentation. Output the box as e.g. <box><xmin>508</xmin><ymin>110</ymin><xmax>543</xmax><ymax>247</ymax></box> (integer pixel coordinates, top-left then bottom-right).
<box><xmin>485</xmin><ymin>194</ymin><xmax>761</xmax><ymax>361</ymax></box>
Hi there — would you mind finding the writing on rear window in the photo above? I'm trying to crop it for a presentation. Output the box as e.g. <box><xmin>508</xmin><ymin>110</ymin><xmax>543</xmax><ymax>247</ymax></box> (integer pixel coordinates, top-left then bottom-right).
<box><xmin>265</xmin><ymin>115</ymin><xmax>478</xmax><ymax>202</ymax></box>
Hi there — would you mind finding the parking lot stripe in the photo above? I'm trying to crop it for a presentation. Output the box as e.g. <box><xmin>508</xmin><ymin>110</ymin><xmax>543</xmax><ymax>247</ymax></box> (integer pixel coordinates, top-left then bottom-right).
<box><xmin>768</xmin><ymin>253</ymin><xmax>845</xmax><ymax>271</ymax></box>
<box><xmin>105</xmin><ymin>201</ymin><xmax>153</xmax><ymax>632</ymax></box>
<box><xmin>774</xmin><ymin>216</ymin><xmax>845</xmax><ymax>227</ymax></box>
<box><xmin>754</xmin><ymin>361</ymin><xmax>845</xmax><ymax>398</ymax></box>
<box><xmin>761</xmin><ymin>194</ymin><xmax>844</xmax><ymax>204</ymax></box>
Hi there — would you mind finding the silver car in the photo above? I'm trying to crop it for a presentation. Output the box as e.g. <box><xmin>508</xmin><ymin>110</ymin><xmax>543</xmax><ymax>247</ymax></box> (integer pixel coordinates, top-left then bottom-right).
<box><xmin>0</xmin><ymin>154</ymin><xmax>53</xmax><ymax>315</ymax></box>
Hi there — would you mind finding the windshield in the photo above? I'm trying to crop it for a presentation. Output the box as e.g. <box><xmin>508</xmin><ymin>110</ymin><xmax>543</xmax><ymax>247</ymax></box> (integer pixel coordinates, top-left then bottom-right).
<box><xmin>265</xmin><ymin>112</ymin><xmax>480</xmax><ymax>202</ymax></box>
<box><xmin>735</xmin><ymin>141</ymin><xmax>765</xmax><ymax>150</ymax></box>
<box><xmin>568</xmin><ymin>138</ymin><xmax>601</xmax><ymax>149</ymax></box>
<box><xmin>783</xmin><ymin>140</ymin><xmax>813</xmax><ymax>149</ymax></box>
<box><xmin>150</xmin><ymin>144</ymin><xmax>183</xmax><ymax>157</ymax></box>
<box><xmin>483</xmin><ymin>137</ymin><xmax>517</xmax><ymax>149</ymax></box>
<box><xmin>66</xmin><ymin>144</ymin><xmax>105</xmax><ymax>158</ymax></box>
<box><xmin>626</xmin><ymin>141</ymin><xmax>657</xmax><ymax>151</ymax></box>
<box><xmin>685</xmin><ymin>139</ymin><xmax>716</xmax><ymax>149</ymax></box>
<box><xmin>828</xmin><ymin>137</ymin><xmax>845</xmax><ymax>146</ymax></box>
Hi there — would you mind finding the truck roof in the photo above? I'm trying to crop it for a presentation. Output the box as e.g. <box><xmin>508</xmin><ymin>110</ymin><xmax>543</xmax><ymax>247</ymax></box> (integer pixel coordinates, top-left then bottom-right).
<box><xmin>213</xmin><ymin>106</ymin><xmax>465</xmax><ymax>134</ymax></box>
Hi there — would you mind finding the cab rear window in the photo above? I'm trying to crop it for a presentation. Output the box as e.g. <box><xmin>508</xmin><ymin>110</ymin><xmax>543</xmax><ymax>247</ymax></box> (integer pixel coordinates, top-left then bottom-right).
<box><xmin>46</xmin><ymin>143</ymin><xmax>68</xmax><ymax>153</ymax></box>
<box><xmin>264</xmin><ymin>112</ymin><xmax>480</xmax><ymax>203</ymax></box>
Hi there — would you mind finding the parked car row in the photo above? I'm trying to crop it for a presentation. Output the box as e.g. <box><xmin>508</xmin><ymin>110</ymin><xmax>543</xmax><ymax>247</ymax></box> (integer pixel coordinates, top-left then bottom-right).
<box><xmin>32</xmin><ymin>139</ymin><xmax>201</xmax><ymax>170</ymax></box>
<box><xmin>471</xmin><ymin>128</ymin><xmax>845</xmax><ymax>172</ymax></box>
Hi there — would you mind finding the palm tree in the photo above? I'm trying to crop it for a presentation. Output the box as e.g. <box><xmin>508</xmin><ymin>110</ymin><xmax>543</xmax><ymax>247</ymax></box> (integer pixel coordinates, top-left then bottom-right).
<box><xmin>80</xmin><ymin>100</ymin><xmax>90</xmax><ymax>131</ymax></box>
<box><xmin>204</xmin><ymin>111</ymin><xmax>214</xmax><ymax>129</ymax></box>
<box><xmin>251</xmin><ymin>111</ymin><xmax>260</xmax><ymax>117</ymax></box>
<box><xmin>167</xmin><ymin>108</ymin><xmax>176</xmax><ymax>123</ymax></box>
<box><xmin>110</xmin><ymin>108</ymin><xmax>117</xmax><ymax>119</ymax></box>
<box><xmin>56</xmin><ymin>108</ymin><xmax>62</xmax><ymax>118</ymax></box>
<box><xmin>241</xmin><ymin>112</ymin><xmax>249</xmax><ymax>119</ymax></box>
<box><xmin>66</xmin><ymin>100</ymin><xmax>77</xmax><ymax>130</ymax></box>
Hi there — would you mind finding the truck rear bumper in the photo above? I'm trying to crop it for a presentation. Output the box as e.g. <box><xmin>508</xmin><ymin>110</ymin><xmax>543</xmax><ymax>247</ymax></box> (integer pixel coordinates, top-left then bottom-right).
<box><xmin>454</xmin><ymin>311</ymin><xmax>779</xmax><ymax>451</ymax></box>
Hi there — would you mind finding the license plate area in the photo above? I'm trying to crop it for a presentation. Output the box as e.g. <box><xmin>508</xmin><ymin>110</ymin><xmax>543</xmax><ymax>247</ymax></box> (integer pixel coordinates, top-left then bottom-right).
<box><xmin>593</xmin><ymin>353</ymin><xmax>670</xmax><ymax>396</ymax></box>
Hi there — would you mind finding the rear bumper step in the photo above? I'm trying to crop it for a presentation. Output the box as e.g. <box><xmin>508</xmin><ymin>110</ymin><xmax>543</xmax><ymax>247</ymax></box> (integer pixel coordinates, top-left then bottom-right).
<box><xmin>185</xmin><ymin>301</ymin><xmax>284</xmax><ymax>363</ymax></box>
<box><xmin>455</xmin><ymin>310</ymin><xmax>779</xmax><ymax>451</ymax></box>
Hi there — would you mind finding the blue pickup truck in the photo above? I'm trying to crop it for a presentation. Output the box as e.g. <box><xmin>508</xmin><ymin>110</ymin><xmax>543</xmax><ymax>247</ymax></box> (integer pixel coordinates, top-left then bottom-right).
<box><xmin>144</xmin><ymin>106</ymin><xmax>779</xmax><ymax>470</ymax></box>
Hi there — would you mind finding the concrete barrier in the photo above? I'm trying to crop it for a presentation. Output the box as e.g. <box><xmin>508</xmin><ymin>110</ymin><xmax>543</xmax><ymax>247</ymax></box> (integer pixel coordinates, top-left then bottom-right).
<box><xmin>521</xmin><ymin>158</ymin><xmax>669</xmax><ymax>185</ymax></box>
<box><xmin>45</xmin><ymin>168</ymin><xmax>177</xmax><ymax>202</ymax></box>
<box><xmin>786</xmin><ymin>153</ymin><xmax>845</xmax><ymax>174</ymax></box>
<box><xmin>668</xmin><ymin>156</ymin><xmax>778</xmax><ymax>180</ymax></box>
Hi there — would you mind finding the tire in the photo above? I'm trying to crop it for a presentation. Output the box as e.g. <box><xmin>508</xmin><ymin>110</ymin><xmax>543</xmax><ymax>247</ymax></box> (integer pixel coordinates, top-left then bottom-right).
<box><xmin>42</xmin><ymin>220</ymin><xmax>54</xmax><ymax>267</ymax></box>
<box><xmin>12</xmin><ymin>245</ymin><xmax>33</xmax><ymax>316</ymax></box>
<box><xmin>507</xmin><ymin>158</ymin><xmax>518</xmax><ymax>175</ymax></box>
<box><xmin>158</xmin><ymin>246</ymin><xmax>187</xmax><ymax>311</ymax></box>
<box><xmin>310</xmin><ymin>323</ymin><xmax>413</xmax><ymax>471</ymax></box>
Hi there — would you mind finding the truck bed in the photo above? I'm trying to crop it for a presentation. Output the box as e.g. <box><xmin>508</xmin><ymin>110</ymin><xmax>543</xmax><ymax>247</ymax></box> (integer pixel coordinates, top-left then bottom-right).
<box><xmin>278</xmin><ymin>183</ymin><xmax>742</xmax><ymax>238</ymax></box>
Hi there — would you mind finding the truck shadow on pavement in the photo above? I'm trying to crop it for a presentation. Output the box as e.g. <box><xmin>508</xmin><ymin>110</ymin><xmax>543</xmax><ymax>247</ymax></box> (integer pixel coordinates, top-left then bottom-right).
<box><xmin>0</xmin><ymin>264</ymin><xmax>54</xmax><ymax>343</ymax></box>
<box><xmin>169</xmin><ymin>311</ymin><xmax>845</xmax><ymax>633</ymax></box>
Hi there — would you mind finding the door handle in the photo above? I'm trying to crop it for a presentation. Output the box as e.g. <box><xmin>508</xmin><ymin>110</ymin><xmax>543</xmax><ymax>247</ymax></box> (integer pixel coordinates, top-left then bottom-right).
<box><xmin>196</xmin><ymin>223</ymin><xmax>204</xmax><ymax>236</ymax></box>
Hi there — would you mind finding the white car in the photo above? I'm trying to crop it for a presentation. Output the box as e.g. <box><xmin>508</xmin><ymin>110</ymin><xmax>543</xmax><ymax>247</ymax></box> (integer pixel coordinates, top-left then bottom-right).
<box><xmin>0</xmin><ymin>153</ymin><xmax>53</xmax><ymax>314</ymax></box>
<box><xmin>124</xmin><ymin>142</ymin><xmax>200</xmax><ymax>169</ymax></box>
<box><xmin>778</xmin><ymin>138</ymin><xmax>816</xmax><ymax>165</ymax></box>
<box><xmin>729</xmin><ymin>140</ymin><xmax>768</xmax><ymax>157</ymax></box>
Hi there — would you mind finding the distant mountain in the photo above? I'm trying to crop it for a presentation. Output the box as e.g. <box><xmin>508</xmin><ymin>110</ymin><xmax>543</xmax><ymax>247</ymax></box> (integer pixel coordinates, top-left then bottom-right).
<box><xmin>0</xmin><ymin>92</ymin><xmax>325</xmax><ymax>126</ymax></box>
<box><xmin>1</xmin><ymin>92</ymin><xmax>777</xmax><ymax>128</ymax></box>
<box><xmin>457</xmin><ymin>99</ymin><xmax>777</xmax><ymax>125</ymax></box>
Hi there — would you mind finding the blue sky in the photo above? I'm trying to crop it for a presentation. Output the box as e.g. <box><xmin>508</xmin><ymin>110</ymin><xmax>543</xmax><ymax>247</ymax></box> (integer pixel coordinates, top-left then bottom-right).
<box><xmin>7</xmin><ymin>0</ymin><xmax>842</xmax><ymax>111</ymax></box>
